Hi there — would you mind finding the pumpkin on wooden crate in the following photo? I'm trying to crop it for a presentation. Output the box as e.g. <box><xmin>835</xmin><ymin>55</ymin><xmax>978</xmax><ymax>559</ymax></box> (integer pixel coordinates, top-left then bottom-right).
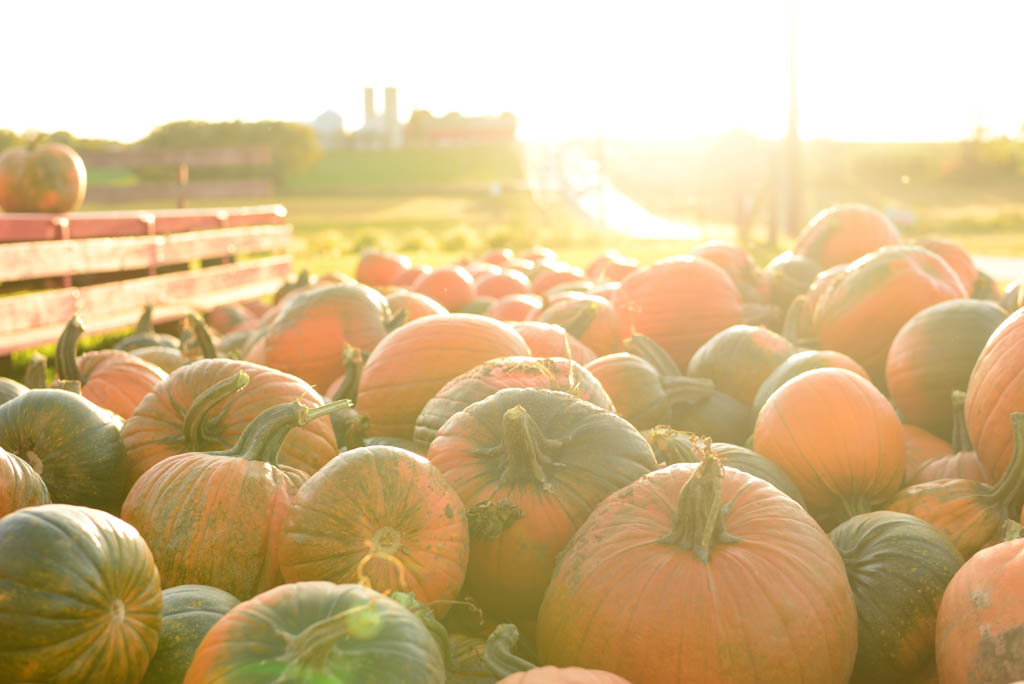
<box><xmin>427</xmin><ymin>387</ymin><xmax>656</xmax><ymax>622</ymax></box>
<box><xmin>184</xmin><ymin>582</ymin><xmax>446</xmax><ymax>683</ymax></box>
<box><xmin>357</xmin><ymin>314</ymin><xmax>530</xmax><ymax>440</ymax></box>
<box><xmin>829</xmin><ymin>511</ymin><xmax>963</xmax><ymax>684</ymax></box>
<box><xmin>793</xmin><ymin>203</ymin><xmax>902</xmax><ymax>268</ymax></box>
<box><xmin>122</xmin><ymin>397</ymin><xmax>349</xmax><ymax>599</ymax></box>
<box><xmin>0</xmin><ymin>446</ymin><xmax>49</xmax><ymax>517</ymax></box>
<box><xmin>754</xmin><ymin>367</ymin><xmax>905</xmax><ymax>528</ymax></box>
<box><xmin>279</xmin><ymin>445</ymin><xmax>469</xmax><ymax>616</ymax></box>
<box><xmin>0</xmin><ymin>504</ymin><xmax>162</xmax><ymax>684</ymax></box>
<box><xmin>0</xmin><ymin>141</ymin><xmax>88</xmax><ymax>212</ymax></box>
<box><xmin>537</xmin><ymin>456</ymin><xmax>858</xmax><ymax>683</ymax></box>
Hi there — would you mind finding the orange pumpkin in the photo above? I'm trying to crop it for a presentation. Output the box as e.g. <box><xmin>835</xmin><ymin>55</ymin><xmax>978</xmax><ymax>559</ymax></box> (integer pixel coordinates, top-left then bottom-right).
<box><xmin>793</xmin><ymin>203</ymin><xmax>902</xmax><ymax>268</ymax></box>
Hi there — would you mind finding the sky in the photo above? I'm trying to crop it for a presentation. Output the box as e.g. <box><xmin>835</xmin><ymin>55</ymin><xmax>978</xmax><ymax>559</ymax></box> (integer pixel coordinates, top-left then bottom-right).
<box><xmin>4</xmin><ymin>1</ymin><xmax>1023</xmax><ymax>143</ymax></box>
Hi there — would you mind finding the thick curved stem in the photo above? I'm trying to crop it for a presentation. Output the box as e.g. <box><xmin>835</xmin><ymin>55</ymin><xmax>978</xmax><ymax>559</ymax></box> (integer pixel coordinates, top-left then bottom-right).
<box><xmin>216</xmin><ymin>398</ymin><xmax>352</xmax><ymax>465</ymax></box>
<box><xmin>55</xmin><ymin>315</ymin><xmax>84</xmax><ymax>382</ymax></box>
<box><xmin>658</xmin><ymin>456</ymin><xmax>741</xmax><ymax>562</ymax></box>
<box><xmin>56</xmin><ymin>379</ymin><xmax>82</xmax><ymax>394</ymax></box>
<box><xmin>987</xmin><ymin>412</ymin><xmax>1024</xmax><ymax>514</ymax></box>
<box><xmin>183</xmin><ymin>372</ymin><xmax>250</xmax><ymax>451</ymax></box>
<box><xmin>483</xmin><ymin>623</ymin><xmax>537</xmax><ymax>678</ymax></box>
<box><xmin>950</xmin><ymin>390</ymin><xmax>972</xmax><ymax>453</ymax></box>
<box><xmin>649</xmin><ymin>426</ymin><xmax>700</xmax><ymax>465</ymax></box>
<box><xmin>497</xmin><ymin>405</ymin><xmax>560</xmax><ymax>487</ymax></box>
<box><xmin>331</xmin><ymin>346</ymin><xmax>363</xmax><ymax>403</ymax></box>
<box><xmin>135</xmin><ymin>305</ymin><xmax>156</xmax><ymax>335</ymax></box>
<box><xmin>186</xmin><ymin>313</ymin><xmax>219</xmax><ymax>359</ymax></box>
<box><xmin>625</xmin><ymin>334</ymin><xmax>681</xmax><ymax>376</ymax></box>
<box><xmin>22</xmin><ymin>352</ymin><xmax>47</xmax><ymax>389</ymax></box>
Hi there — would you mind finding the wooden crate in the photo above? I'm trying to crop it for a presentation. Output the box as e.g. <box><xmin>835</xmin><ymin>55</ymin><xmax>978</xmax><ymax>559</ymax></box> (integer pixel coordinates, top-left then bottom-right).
<box><xmin>0</xmin><ymin>205</ymin><xmax>293</xmax><ymax>355</ymax></box>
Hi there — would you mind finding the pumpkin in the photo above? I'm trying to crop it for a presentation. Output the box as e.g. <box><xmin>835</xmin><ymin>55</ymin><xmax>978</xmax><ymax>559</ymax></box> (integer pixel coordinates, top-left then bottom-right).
<box><xmin>0</xmin><ymin>141</ymin><xmax>87</xmax><ymax>212</ymax></box>
<box><xmin>916</xmin><ymin>236</ymin><xmax>978</xmax><ymax>294</ymax></box>
<box><xmin>205</xmin><ymin>302</ymin><xmax>256</xmax><ymax>335</ymax></box>
<box><xmin>279</xmin><ymin>446</ymin><xmax>469</xmax><ymax>614</ymax></box>
<box><xmin>886</xmin><ymin>413</ymin><xmax>1024</xmax><ymax>558</ymax></box>
<box><xmin>829</xmin><ymin>511</ymin><xmax>964</xmax><ymax>683</ymax></box>
<box><xmin>141</xmin><ymin>585</ymin><xmax>239</xmax><ymax>684</ymax></box>
<box><xmin>754</xmin><ymin>368</ymin><xmax>905</xmax><ymax>527</ymax></box>
<box><xmin>485</xmin><ymin>624</ymin><xmax>630</xmax><ymax>684</ymax></box>
<box><xmin>56</xmin><ymin>315</ymin><xmax>169</xmax><ymax>420</ymax></box>
<box><xmin>537</xmin><ymin>293</ymin><xmax>624</xmax><ymax>357</ymax></box>
<box><xmin>323</xmin><ymin>347</ymin><xmax>370</xmax><ymax>450</ymax></box>
<box><xmin>585</xmin><ymin>250</ymin><xmax>639</xmax><ymax>283</ymax></box>
<box><xmin>530</xmin><ymin>262</ymin><xmax>586</xmax><ymax>295</ymax></box>
<box><xmin>0</xmin><ymin>447</ymin><xmax>50</xmax><ymax>517</ymax></box>
<box><xmin>793</xmin><ymin>203</ymin><xmax>902</xmax><ymax>268</ymax></box>
<box><xmin>537</xmin><ymin>456</ymin><xmax>857</xmax><ymax>683</ymax></box>
<box><xmin>753</xmin><ymin>349</ymin><xmax>869</xmax><ymax>414</ymax></box>
<box><xmin>356</xmin><ymin>248</ymin><xmax>412</xmax><ymax>287</ymax></box>
<box><xmin>966</xmin><ymin>306</ymin><xmax>1024</xmax><ymax>482</ymax></box>
<box><xmin>908</xmin><ymin>391</ymin><xmax>990</xmax><ymax>484</ymax></box>
<box><xmin>128</xmin><ymin>313</ymin><xmax>219</xmax><ymax>374</ymax></box>
<box><xmin>427</xmin><ymin>388</ymin><xmax>657</xmax><ymax>621</ymax></box>
<box><xmin>475</xmin><ymin>270</ymin><xmax>532</xmax><ymax>298</ymax></box>
<box><xmin>358</xmin><ymin>314</ymin><xmax>530</xmax><ymax>440</ymax></box>
<box><xmin>511</xmin><ymin>321</ymin><xmax>596</xmax><ymax>365</ymax></box>
<box><xmin>446</xmin><ymin>631</ymin><xmax>494</xmax><ymax>684</ymax></box>
<box><xmin>415</xmin><ymin>266</ymin><xmax>476</xmax><ymax>312</ymax></box>
<box><xmin>0</xmin><ymin>504</ymin><xmax>161</xmax><ymax>683</ymax></box>
<box><xmin>0</xmin><ymin>388</ymin><xmax>125</xmax><ymax>512</ymax></box>
<box><xmin>414</xmin><ymin>356</ymin><xmax>614</xmax><ymax>448</ymax></box>
<box><xmin>687</xmin><ymin>324</ymin><xmax>794</xmax><ymax>405</ymax></box>
<box><xmin>669</xmin><ymin>387</ymin><xmax>755</xmax><ymax>445</ymax></box>
<box><xmin>812</xmin><ymin>245</ymin><xmax>967</xmax><ymax>385</ymax></box>
<box><xmin>783</xmin><ymin>263</ymin><xmax>847</xmax><ymax>346</ymax></box>
<box><xmin>388</xmin><ymin>289</ymin><xmax>448</xmax><ymax>322</ymax></box>
<box><xmin>482</xmin><ymin>248</ymin><xmax>515</xmax><ymax>265</ymax></box>
<box><xmin>115</xmin><ymin>305</ymin><xmax>182</xmax><ymax>351</ymax></box>
<box><xmin>244</xmin><ymin>283</ymin><xmax>394</xmax><ymax>392</ymax></box>
<box><xmin>184</xmin><ymin>582</ymin><xmax>445</xmax><ymax>683</ymax></box>
<box><xmin>21</xmin><ymin>352</ymin><xmax>48</xmax><ymax>389</ymax></box>
<box><xmin>764</xmin><ymin>250</ymin><xmax>821</xmax><ymax>310</ymax></box>
<box><xmin>886</xmin><ymin>299</ymin><xmax>1006</xmax><ymax>440</ymax></box>
<box><xmin>0</xmin><ymin>377</ymin><xmax>28</xmax><ymax>406</ymax></box>
<box><xmin>692</xmin><ymin>241</ymin><xmax>770</xmax><ymax>302</ymax></box>
<box><xmin>647</xmin><ymin>427</ymin><xmax>806</xmax><ymax>507</ymax></box>
<box><xmin>487</xmin><ymin>294</ymin><xmax>544</xmax><ymax>322</ymax></box>
<box><xmin>612</xmin><ymin>255</ymin><xmax>744</xmax><ymax>369</ymax></box>
<box><xmin>122</xmin><ymin>398</ymin><xmax>347</xmax><ymax>599</ymax></box>
<box><xmin>394</xmin><ymin>263</ymin><xmax>432</xmax><ymax>288</ymax></box>
<box><xmin>935</xmin><ymin>534</ymin><xmax>1024</xmax><ymax>683</ymax></box>
<box><xmin>904</xmin><ymin>424</ymin><xmax>953</xmax><ymax>476</ymax></box>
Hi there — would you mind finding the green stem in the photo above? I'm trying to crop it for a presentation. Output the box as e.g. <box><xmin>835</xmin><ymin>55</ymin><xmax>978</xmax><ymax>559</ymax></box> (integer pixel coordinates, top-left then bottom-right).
<box><xmin>183</xmin><ymin>372</ymin><xmax>250</xmax><ymax>451</ymax></box>
<box><xmin>56</xmin><ymin>379</ymin><xmax>82</xmax><ymax>394</ymax></box>
<box><xmin>625</xmin><ymin>334</ymin><xmax>681</xmax><ymax>376</ymax></box>
<box><xmin>55</xmin><ymin>315</ymin><xmax>84</xmax><ymax>382</ymax></box>
<box><xmin>648</xmin><ymin>426</ymin><xmax>700</xmax><ymax>465</ymax></box>
<box><xmin>186</xmin><ymin>313</ymin><xmax>219</xmax><ymax>359</ymax></box>
<box><xmin>497</xmin><ymin>405</ymin><xmax>560</xmax><ymax>487</ymax></box>
<box><xmin>22</xmin><ymin>352</ymin><xmax>47</xmax><ymax>389</ymax></box>
<box><xmin>658</xmin><ymin>456</ymin><xmax>741</xmax><ymax>562</ymax></box>
<box><xmin>135</xmin><ymin>305</ymin><xmax>156</xmax><ymax>335</ymax></box>
<box><xmin>331</xmin><ymin>347</ymin><xmax>363</xmax><ymax>403</ymax></box>
<box><xmin>986</xmin><ymin>412</ymin><xmax>1024</xmax><ymax>513</ymax></box>
<box><xmin>214</xmin><ymin>398</ymin><xmax>351</xmax><ymax>465</ymax></box>
<box><xmin>483</xmin><ymin>624</ymin><xmax>537</xmax><ymax>678</ymax></box>
<box><xmin>950</xmin><ymin>390</ymin><xmax>972</xmax><ymax>453</ymax></box>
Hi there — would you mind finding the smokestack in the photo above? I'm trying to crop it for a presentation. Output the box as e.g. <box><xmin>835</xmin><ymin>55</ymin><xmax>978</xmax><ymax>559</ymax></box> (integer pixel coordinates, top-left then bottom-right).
<box><xmin>364</xmin><ymin>88</ymin><xmax>375</xmax><ymax>126</ymax></box>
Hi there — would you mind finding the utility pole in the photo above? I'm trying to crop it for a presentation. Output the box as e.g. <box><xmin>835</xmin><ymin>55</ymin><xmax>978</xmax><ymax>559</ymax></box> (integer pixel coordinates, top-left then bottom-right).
<box><xmin>597</xmin><ymin>136</ymin><xmax>608</xmax><ymax>234</ymax></box>
<box><xmin>784</xmin><ymin>0</ymin><xmax>802</xmax><ymax>236</ymax></box>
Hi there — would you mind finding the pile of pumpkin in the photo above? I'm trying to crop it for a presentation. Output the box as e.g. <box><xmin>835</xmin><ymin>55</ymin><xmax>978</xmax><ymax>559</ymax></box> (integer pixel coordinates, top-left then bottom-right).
<box><xmin>3</xmin><ymin>202</ymin><xmax>1024</xmax><ymax>683</ymax></box>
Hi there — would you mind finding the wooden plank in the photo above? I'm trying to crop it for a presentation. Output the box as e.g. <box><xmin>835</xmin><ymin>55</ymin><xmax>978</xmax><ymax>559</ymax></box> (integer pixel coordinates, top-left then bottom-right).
<box><xmin>0</xmin><ymin>224</ymin><xmax>292</xmax><ymax>281</ymax></box>
<box><xmin>0</xmin><ymin>255</ymin><xmax>292</xmax><ymax>355</ymax></box>
<box><xmin>85</xmin><ymin>179</ymin><xmax>274</xmax><ymax>204</ymax></box>
<box><xmin>0</xmin><ymin>205</ymin><xmax>287</xmax><ymax>242</ymax></box>
<box><xmin>82</xmin><ymin>146</ymin><xmax>273</xmax><ymax>168</ymax></box>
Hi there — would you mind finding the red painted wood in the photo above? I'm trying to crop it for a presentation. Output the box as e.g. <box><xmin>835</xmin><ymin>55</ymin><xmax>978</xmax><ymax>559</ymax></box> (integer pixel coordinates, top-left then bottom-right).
<box><xmin>0</xmin><ymin>225</ymin><xmax>293</xmax><ymax>281</ymax></box>
<box><xmin>0</xmin><ymin>255</ymin><xmax>292</xmax><ymax>355</ymax></box>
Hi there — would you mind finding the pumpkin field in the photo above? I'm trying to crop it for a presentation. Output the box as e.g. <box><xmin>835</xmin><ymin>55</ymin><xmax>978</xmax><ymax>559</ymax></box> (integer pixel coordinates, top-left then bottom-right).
<box><xmin>2</xmin><ymin>177</ymin><xmax>1024</xmax><ymax>683</ymax></box>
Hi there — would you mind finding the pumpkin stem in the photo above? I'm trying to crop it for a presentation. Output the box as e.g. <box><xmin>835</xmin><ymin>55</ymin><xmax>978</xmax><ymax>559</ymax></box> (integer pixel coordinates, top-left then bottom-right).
<box><xmin>56</xmin><ymin>379</ymin><xmax>82</xmax><ymax>394</ymax></box>
<box><xmin>950</xmin><ymin>390</ymin><xmax>973</xmax><ymax>453</ymax></box>
<box><xmin>498</xmin><ymin>405</ymin><xmax>560</xmax><ymax>487</ymax></box>
<box><xmin>331</xmin><ymin>347</ymin><xmax>363</xmax><ymax>403</ymax></box>
<box><xmin>625</xmin><ymin>334</ymin><xmax>681</xmax><ymax>376</ymax></box>
<box><xmin>661</xmin><ymin>375</ymin><xmax>715</xmax><ymax>407</ymax></box>
<box><xmin>986</xmin><ymin>412</ymin><xmax>1024</xmax><ymax>513</ymax></box>
<box><xmin>648</xmin><ymin>426</ymin><xmax>700</xmax><ymax>465</ymax></box>
<box><xmin>280</xmin><ymin>599</ymin><xmax>384</xmax><ymax>676</ymax></box>
<box><xmin>183</xmin><ymin>372</ymin><xmax>250</xmax><ymax>451</ymax></box>
<box><xmin>658</xmin><ymin>450</ymin><xmax>741</xmax><ymax>561</ymax></box>
<box><xmin>22</xmin><ymin>352</ymin><xmax>47</xmax><ymax>389</ymax></box>
<box><xmin>1003</xmin><ymin>519</ymin><xmax>1024</xmax><ymax>542</ymax></box>
<box><xmin>483</xmin><ymin>623</ymin><xmax>537</xmax><ymax>678</ymax></box>
<box><xmin>55</xmin><ymin>315</ymin><xmax>84</xmax><ymax>383</ymax></box>
<box><xmin>216</xmin><ymin>397</ymin><xmax>352</xmax><ymax>465</ymax></box>
<box><xmin>185</xmin><ymin>313</ymin><xmax>219</xmax><ymax>359</ymax></box>
<box><xmin>333</xmin><ymin>410</ymin><xmax>370</xmax><ymax>451</ymax></box>
<box><xmin>384</xmin><ymin>307</ymin><xmax>407</xmax><ymax>332</ymax></box>
<box><xmin>559</xmin><ymin>302</ymin><xmax>597</xmax><ymax>341</ymax></box>
<box><xmin>135</xmin><ymin>305</ymin><xmax>157</xmax><ymax>335</ymax></box>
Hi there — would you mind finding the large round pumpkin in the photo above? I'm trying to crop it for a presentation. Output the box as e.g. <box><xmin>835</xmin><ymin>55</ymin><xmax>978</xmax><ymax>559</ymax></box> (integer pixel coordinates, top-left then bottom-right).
<box><xmin>812</xmin><ymin>245</ymin><xmax>967</xmax><ymax>384</ymax></box>
<box><xmin>141</xmin><ymin>585</ymin><xmax>239</xmax><ymax>684</ymax></box>
<box><xmin>793</xmin><ymin>203</ymin><xmax>902</xmax><ymax>268</ymax></box>
<box><xmin>279</xmin><ymin>446</ymin><xmax>469</xmax><ymax>614</ymax></box>
<box><xmin>886</xmin><ymin>299</ymin><xmax>1006</xmax><ymax>441</ymax></box>
<box><xmin>122</xmin><ymin>399</ymin><xmax>347</xmax><ymax>599</ymax></box>
<box><xmin>612</xmin><ymin>255</ymin><xmax>744</xmax><ymax>369</ymax></box>
<box><xmin>916</xmin><ymin>236</ymin><xmax>978</xmax><ymax>294</ymax></box>
<box><xmin>828</xmin><ymin>511</ymin><xmax>963</xmax><ymax>684</ymax></box>
<box><xmin>754</xmin><ymin>368</ymin><xmax>905</xmax><ymax>527</ymax></box>
<box><xmin>753</xmin><ymin>349</ymin><xmax>869</xmax><ymax>414</ymax></box>
<box><xmin>356</xmin><ymin>249</ymin><xmax>412</xmax><ymax>287</ymax></box>
<box><xmin>0</xmin><ymin>388</ymin><xmax>126</xmax><ymax>513</ymax></box>
<box><xmin>486</xmin><ymin>294</ymin><xmax>544</xmax><ymax>322</ymax></box>
<box><xmin>935</xmin><ymin>535</ymin><xmax>1024</xmax><ymax>683</ymax></box>
<box><xmin>511</xmin><ymin>321</ymin><xmax>596</xmax><ymax>365</ymax></box>
<box><xmin>387</xmin><ymin>289</ymin><xmax>448</xmax><ymax>323</ymax></box>
<box><xmin>243</xmin><ymin>283</ymin><xmax>394</xmax><ymax>392</ymax></box>
<box><xmin>357</xmin><ymin>314</ymin><xmax>530</xmax><ymax>439</ymax></box>
<box><xmin>537</xmin><ymin>293</ymin><xmax>624</xmax><ymax>357</ymax></box>
<box><xmin>184</xmin><ymin>582</ymin><xmax>445</xmax><ymax>683</ymax></box>
<box><xmin>537</xmin><ymin>457</ymin><xmax>858</xmax><ymax>683</ymax></box>
<box><xmin>121</xmin><ymin>359</ymin><xmax>338</xmax><ymax>490</ymax></box>
<box><xmin>0</xmin><ymin>504</ymin><xmax>162</xmax><ymax>683</ymax></box>
<box><xmin>692</xmin><ymin>241</ymin><xmax>770</xmax><ymax>302</ymax></box>
<box><xmin>966</xmin><ymin>306</ymin><xmax>1024</xmax><ymax>482</ymax></box>
<box><xmin>0</xmin><ymin>447</ymin><xmax>50</xmax><ymax>517</ymax></box>
<box><xmin>687</xmin><ymin>324</ymin><xmax>794</xmax><ymax>405</ymax></box>
<box><xmin>0</xmin><ymin>142</ymin><xmax>87</xmax><ymax>212</ymax></box>
<box><xmin>764</xmin><ymin>250</ymin><xmax>821</xmax><ymax>310</ymax></box>
<box><xmin>414</xmin><ymin>356</ymin><xmax>613</xmax><ymax>449</ymax></box>
<box><xmin>416</xmin><ymin>266</ymin><xmax>476</xmax><ymax>311</ymax></box>
<box><xmin>427</xmin><ymin>388</ymin><xmax>656</xmax><ymax>621</ymax></box>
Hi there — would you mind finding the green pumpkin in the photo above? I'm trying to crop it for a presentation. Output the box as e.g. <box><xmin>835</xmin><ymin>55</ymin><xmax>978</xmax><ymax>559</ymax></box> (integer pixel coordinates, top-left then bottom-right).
<box><xmin>0</xmin><ymin>389</ymin><xmax>125</xmax><ymax>513</ymax></box>
<box><xmin>829</xmin><ymin>511</ymin><xmax>964</xmax><ymax>683</ymax></box>
<box><xmin>142</xmin><ymin>585</ymin><xmax>239</xmax><ymax>684</ymax></box>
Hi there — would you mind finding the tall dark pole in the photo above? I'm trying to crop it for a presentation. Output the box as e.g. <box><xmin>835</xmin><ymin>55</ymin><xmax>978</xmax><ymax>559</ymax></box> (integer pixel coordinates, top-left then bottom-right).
<box><xmin>785</xmin><ymin>0</ymin><xmax>801</xmax><ymax>236</ymax></box>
